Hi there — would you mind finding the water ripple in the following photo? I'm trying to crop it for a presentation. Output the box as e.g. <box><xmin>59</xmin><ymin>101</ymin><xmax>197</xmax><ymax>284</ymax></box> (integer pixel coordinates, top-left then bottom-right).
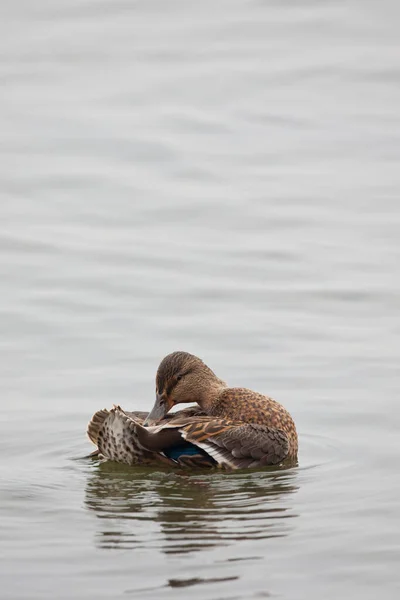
<box><xmin>85</xmin><ymin>463</ymin><xmax>299</xmax><ymax>554</ymax></box>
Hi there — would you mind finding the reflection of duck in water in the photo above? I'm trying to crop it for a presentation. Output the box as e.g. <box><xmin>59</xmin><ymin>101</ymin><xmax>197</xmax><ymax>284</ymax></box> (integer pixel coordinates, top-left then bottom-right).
<box><xmin>85</xmin><ymin>461</ymin><xmax>299</xmax><ymax>552</ymax></box>
<box><xmin>87</xmin><ymin>352</ymin><xmax>298</xmax><ymax>470</ymax></box>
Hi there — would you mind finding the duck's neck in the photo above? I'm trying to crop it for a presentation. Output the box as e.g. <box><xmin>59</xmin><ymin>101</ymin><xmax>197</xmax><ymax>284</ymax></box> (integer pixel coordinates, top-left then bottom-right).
<box><xmin>196</xmin><ymin>375</ymin><xmax>226</xmax><ymax>413</ymax></box>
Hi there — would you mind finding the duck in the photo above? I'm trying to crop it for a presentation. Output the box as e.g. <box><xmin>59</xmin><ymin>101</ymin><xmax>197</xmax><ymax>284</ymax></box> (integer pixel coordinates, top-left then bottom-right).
<box><xmin>87</xmin><ymin>351</ymin><xmax>298</xmax><ymax>470</ymax></box>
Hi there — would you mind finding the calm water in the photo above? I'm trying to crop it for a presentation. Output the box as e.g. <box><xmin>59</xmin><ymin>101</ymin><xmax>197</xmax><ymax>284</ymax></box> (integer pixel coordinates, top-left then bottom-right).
<box><xmin>1</xmin><ymin>1</ymin><xmax>400</xmax><ymax>599</ymax></box>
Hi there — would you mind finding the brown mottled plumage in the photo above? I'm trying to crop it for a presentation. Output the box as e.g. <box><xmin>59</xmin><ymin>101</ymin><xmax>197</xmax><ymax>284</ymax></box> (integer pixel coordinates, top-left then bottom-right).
<box><xmin>87</xmin><ymin>352</ymin><xmax>298</xmax><ymax>470</ymax></box>
<box><xmin>149</xmin><ymin>351</ymin><xmax>298</xmax><ymax>459</ymax></box>
<box><xmin>87</xmin><ymin>406</ymin><xmax>217</xmax><ymax>469</ymax></box>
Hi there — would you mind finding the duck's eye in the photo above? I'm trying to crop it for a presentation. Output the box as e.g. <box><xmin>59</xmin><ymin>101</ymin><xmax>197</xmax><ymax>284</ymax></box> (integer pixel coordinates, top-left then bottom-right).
<box><xmin>176</xmin><ymin>374</ymin><xmax>183</xmax><ymax>382</ymax></box>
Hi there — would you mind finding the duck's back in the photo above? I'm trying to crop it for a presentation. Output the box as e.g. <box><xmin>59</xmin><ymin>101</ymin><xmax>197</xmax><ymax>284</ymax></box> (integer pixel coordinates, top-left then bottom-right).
<box><xmin>211</xmin><ymin>387</ymin><xmax>298</xmax><ymax>456</ymax></box>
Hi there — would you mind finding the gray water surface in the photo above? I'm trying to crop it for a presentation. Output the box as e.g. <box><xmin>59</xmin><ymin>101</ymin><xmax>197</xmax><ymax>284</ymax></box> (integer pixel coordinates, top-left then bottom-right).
<box><xmin>1</xmin><ymin>1</ymin><xmax>400</xmax><ymax>599</ymax></box>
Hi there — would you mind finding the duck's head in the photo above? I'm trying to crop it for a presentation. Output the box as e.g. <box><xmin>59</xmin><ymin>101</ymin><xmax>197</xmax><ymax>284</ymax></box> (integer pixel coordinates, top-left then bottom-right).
<box><xmin>145</xmin><ymin>351</ymin><xmax>225</xmax><ymax>424</ymax></box>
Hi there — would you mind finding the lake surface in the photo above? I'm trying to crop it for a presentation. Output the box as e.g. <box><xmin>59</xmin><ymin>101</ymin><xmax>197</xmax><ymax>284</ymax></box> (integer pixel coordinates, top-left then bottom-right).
<box><xmin>1</xmin><ymin>1</ymin><xmax>400</xmax><ymax>599</ymax></box>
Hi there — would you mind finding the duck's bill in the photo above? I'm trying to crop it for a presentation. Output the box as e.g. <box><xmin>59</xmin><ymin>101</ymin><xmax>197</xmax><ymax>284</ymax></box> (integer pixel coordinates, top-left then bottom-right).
<box><xmin>144</xmin><ymin>394</ymin><xmax>173</xmax><ymax>425</ymax></box>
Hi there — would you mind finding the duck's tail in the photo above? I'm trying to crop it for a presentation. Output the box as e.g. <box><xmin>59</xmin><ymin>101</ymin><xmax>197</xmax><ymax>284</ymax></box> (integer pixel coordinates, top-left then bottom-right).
<box><xmin>87</xmin><ymin>405</ymin><xmax>143</xmax><ymax>464</ymax></box>
<box><xmin>87</xmin><ymin>405</ymin><xmax>175</xmax><ymax>467</ymax></box>
<box><xmin>87</xmin><ymin>408</ymin><xmax>109</xmax><ymax>445</ymax></box>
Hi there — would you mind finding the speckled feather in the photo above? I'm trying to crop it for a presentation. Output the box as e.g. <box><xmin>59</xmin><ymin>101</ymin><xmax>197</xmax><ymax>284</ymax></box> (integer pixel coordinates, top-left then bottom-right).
<box><xmin>87</xmin><ymin>406</ymin><xmax>217</xmax><ymax>469</ymax></box>
<box><xmin>88</xmin><ymin>405</ymin><xmax>293</xmax><ymax>469</ymax></box>
<box><xmin>87</xmin><ymin>351</ymin><xmax>298</xmax><ymax>469</ymax></box>
<box><xmin>209</xmin><ymin>387</ymin><xmax>298</xmax><ymax>458</ymax></box>
<box><xmin>153</xmin><ymin>351</ymin><xmax>298</xmax><ymax>461</ymax></box>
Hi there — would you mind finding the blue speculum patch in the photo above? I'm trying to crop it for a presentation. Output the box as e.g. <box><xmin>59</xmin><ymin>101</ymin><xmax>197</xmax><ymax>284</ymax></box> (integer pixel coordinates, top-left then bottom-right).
<box><xmin>164</xmin><ymin>442</ymin><xmax>216</xmax><ymax>463</ymax></box>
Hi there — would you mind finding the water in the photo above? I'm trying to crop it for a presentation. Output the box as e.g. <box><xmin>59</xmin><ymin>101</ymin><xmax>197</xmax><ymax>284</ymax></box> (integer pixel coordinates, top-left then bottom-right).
<box><xmin>1</xmin><ymin>1</ymin><xmax>400</xmax><ymax>598</ymax></box>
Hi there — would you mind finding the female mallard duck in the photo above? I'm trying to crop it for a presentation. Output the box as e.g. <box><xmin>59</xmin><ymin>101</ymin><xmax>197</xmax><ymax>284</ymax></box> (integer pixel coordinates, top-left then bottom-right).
<box><xmin>87</xmin><ymin>351</ymin><xmax>298</xmax><ymax>469</ymax></box>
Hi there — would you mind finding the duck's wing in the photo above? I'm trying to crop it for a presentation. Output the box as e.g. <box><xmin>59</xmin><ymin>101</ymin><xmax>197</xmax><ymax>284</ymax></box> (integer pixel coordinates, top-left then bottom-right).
<box><xmin>87</xmin><ymin>407</ymin><xmax>176</xmax><ymax>467</ymax></box>
<box><xmin>118</xmin><ymin>405</ymin><xmax>205</xmax><ymax>424</ymax></box>
<box><xmin>163</xmin><ymin>405</ymin><xmax>206</xmax><ymax>419</ymax></box>
<box><xmin>87</xmin><ymin>407</ymin><xmax>288</xmax><ymax>469</ymax></box>
<box><xmin>87</xmin><ymin>406</ymin><xmax>213</xmax><ymax>468</ymax></box>
<box><xmin>180</xmin><ymin>420</ymin><xmax>290</xmax><ymax>468</ymax></box>
<box><xmin>123</xmin><ymin>411</ymin><xmax>148</xmax><ymax>423</ymax></box>
<box><xmin>141</xmin><ymin>413</ymin><xmax>290</xmax><ymax>468</ymax></box>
